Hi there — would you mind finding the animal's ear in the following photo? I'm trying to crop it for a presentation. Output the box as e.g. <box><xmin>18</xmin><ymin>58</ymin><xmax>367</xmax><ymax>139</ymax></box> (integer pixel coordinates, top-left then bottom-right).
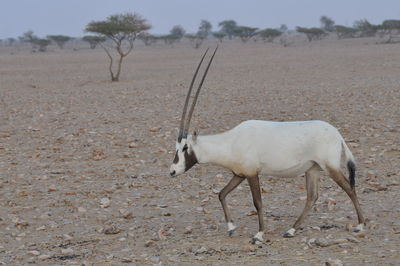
<box><xmin>192</xmin><ymin>130</ymin><xmax>198</xmax><ymax>143</ymax></box>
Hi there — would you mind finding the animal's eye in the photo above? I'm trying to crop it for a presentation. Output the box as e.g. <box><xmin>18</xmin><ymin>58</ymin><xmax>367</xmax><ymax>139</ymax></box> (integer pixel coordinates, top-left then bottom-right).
<box><xmin>182</xmin><ymin>145</ymin><xmax>188</xmax><ymax>152</ymax></box>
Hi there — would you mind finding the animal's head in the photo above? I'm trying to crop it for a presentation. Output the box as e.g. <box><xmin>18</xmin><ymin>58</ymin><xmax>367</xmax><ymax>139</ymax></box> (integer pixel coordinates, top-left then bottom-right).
<box><xmin>169</xmin><ymin>132</ymin><xmax>198</xmax><ymax>177</ymax></box>
<box><xmin>169</xmin><ymin>47</ymin><xmax>218</xmax><ymax>177</ymax></box>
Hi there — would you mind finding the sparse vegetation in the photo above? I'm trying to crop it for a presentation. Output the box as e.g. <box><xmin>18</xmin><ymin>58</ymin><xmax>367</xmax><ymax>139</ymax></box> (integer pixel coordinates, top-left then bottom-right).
<box><xmin>296</xmin><ymin>27</ymin><xmax>326</xmax><ymax>42</ymax></box>
<box><xmin>335</xmin><ymin>25</ymin><xmax>357</xmax><ymax>39</ymax></box>
<box><xmin>197</xmin><ymin>20</ymin><xmax>212</xmax><ymax>38</ymax></box>
<box><xmin>170</xmin><ymin>25</ymin><xmax>186</xmax><ymax>41</ymax></box>
<box><xmin>258</xmin><ymin>28</ymin><xmax>282</xmax><ymax>42</ymax></box>
<box><xmin>234</xmin><ymin>26</ymin><xmax>258</xmax><ymax>43</ymax></box>
<box><xmin>320</xmin><ymin>16</ymin><xmax>336</xmax><ymax>32</ymax></box>
<box><xmin>47</xmin><ymin>35</ymin><xmax>71</xmax><ymax>49</ymax></box>
<box><xmin>82</xmin><ymin>35</ymin><xmax>106</xmax><ymax>49</ymax></box>
<box><xmin>85</xmin><ymin>12</ymin><xmax>151</xmax><ymax>81</ymax></box>
<box><xmin>212</xmin><ymin>32</ymin><xmax>226</xmax><ymax>42</ymax></box>
<box><xmin>218</xmin><ymin>20</ymin><xmax>238</xmax><ymax>39</ymax></box>
<box><xmin>185</xmin><ymin>34</ymin><xmax>205</xmax><ymax>49</ymax></box>
<box><xmin>353</xmin><ymin>19</ymin><xmax>378</xmax><ymax>37</ymax></box>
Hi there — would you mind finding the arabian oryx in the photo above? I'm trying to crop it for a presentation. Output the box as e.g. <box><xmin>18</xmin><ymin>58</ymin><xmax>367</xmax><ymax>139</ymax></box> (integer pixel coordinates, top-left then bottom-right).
<box><xmin>169</xmin><ymin>47</ymin><xmax>366</xmax><ymax>244</ymax></box>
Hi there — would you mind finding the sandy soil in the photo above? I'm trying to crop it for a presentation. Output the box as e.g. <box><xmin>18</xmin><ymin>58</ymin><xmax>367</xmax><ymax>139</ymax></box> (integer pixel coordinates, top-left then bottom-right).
<box><xmin>0</xmin><ymin>38</ymin><xmax>399</xmax><ymax>265</ymax></box>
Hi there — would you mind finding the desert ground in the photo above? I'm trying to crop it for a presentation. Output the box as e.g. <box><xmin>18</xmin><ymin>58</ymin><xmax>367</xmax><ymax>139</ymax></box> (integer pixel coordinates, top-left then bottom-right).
<box><xmin>0</xmin><ymin>37</ymin><xmax>399</xmax><ymax>265</ymax></box>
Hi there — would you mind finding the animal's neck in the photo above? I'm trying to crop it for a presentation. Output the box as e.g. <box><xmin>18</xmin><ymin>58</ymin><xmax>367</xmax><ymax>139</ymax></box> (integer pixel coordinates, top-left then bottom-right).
<box><xmin>193</xmin><ymin>133</ymin><xmax>234</xmax><ymax>168</ymax></box>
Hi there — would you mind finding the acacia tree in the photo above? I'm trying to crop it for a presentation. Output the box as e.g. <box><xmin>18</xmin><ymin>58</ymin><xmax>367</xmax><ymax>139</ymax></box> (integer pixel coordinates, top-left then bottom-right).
<box><xmin>82</xmin><ymin>35</ymin><xmax>106</xmax><ymax>49</ymax></box>
<box><xmin>20</xmin><ymin>30</ymin><xmax>51</xmax><ymax>52</ymax></box>
<box><xmin>335</xmin><ymin>25</ymin><xmax>357</xmax><ymax>39</ymax></box>
<box><xmin>185</xmin><ymin>34</ymin><xmax>205</xmax><ymax>49</ymax></box>
<box><xmin>258</xmin><ymin>28</ymin><xmax>282</xmax><ymax>42</ymax></box>
<box><xmin>320</xmin><ymin>16</ymin><xmax>335</xmax><ymax>32</ymax></box>
<box><xmin>170</xmin><ymin>25</ymin><xmax>185</xmax><ymax>41</ymax></box>
<box><xmin>296</xmin><ymin>27</ymin><xmax>326</xmax><ymax>42</ymax></box>
<box><xmin>85</xmin><ymin>13</ymin><xmax>151</xmax><ymax>81</ymax></box>
<box><xmin>197</xmin><ymin>20</ymin><xmax>212</xmax><ymax>38</ymax></box>
<box><xmin>218</xmin><ymin>20</ymin><xmax>238</xmax><ymax>39</ymax></box>
<box><xmin>212</xmin><ymin>32</ymin><xmax>226</xmax><ymax>42</ymax></box>
<box><xmin>234</xmin><ymin>26</ymin><xmax>258</xmax><ymax>43</ymax></box>
<box><xmin>353</xmin><ymin>19</ymin><xmax>378</xmax><ymax>37</ymax></box>
<box><xmin>381</xmin><ymin>20</ymin><xmax>400</xmax><ymax>43</ymax></box>
<box><xmin>47</xmin><ymin>35</ymin><xmax>71</xmax><ymax>49</ymax></box>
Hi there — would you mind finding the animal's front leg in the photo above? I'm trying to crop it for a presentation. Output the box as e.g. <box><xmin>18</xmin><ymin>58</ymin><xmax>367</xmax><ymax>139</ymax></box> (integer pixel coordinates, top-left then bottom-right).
<box><xmin>247</xmin><ymin>175</ymin><xmax>265</xmax><ymax>244</ymax></box>
<box><xmin>218</xmin><ymin>175</ymin><xmax>245</xmax><ymax>236</ymax></box>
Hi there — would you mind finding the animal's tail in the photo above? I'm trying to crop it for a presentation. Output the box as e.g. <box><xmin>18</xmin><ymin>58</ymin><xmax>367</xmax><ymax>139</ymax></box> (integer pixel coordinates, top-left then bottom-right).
<box><xmin>342</xmin><ymin>139</ymin><xmax>356</xmax><ymax>189</ymax></box>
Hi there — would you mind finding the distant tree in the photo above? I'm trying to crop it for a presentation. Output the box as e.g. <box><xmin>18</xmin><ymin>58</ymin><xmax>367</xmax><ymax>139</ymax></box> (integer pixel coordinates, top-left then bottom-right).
<box><xmin>334</xmin><ymin>25</ymin><xmax>357</xmax><ymax>39</ymax></box>
<box><xmin>20</xmin><ymin>30</ymin><xmax>51</xmax><ymax>52</ymax></box>
<box><xmin>7</xmin><ymin>38</ymin><xmax>16</xmax><ymax>46</ymax></box>
<box><xmin>234</xmin><ymin>26</ymin><xmax>258</xmax><ymax>43</ymax></box>
<box><xmin>185</xmin><ymin>34</ymin><xmax>205</xmax><ymax>49</ymax></box>
<box><xmin>212</xmin><ymin>32</ymin><xmax>226</xmax><ymax>42</ymax></box>
<box><xmin>218</xmin><ymin>20</ymin><xmax>238</xmax><ymax>39</ymax></box>
<box><xmin>258</xmin><ymin>28</ymin><xmax>282</xmax><ymax>42</ymax></box>
<box><xmin>85</xmin><ymin>13</ymin><xmax>151</xmax><ymax>81</ymax></box>
<box><xmin>47</xmin><ymin>35</ymin><xmax>71</xmax><ymax>49</ymax></box>
<box><xmin>33</xmin><ymin>38</ymin><xmax>51</xmax><ymax>52</ymax></box>
<box><xmin>320</xmin><ymin>16</ymin><xmax>335</xmax><ymax>32</ymax></box>
<box><xmin>159</xmin><ymin>34</ymin><xmax>179</xmax><ymax>45</ymax></box>
<box><xmin>197</xmin><ymin>20</ymin><xmax>212</xmax><ymax>38</ymax></box>
<box><xmin>296</xmin><ymin>27</ymin><xmax>326</xmax><ymax>42</ymax></box>
<box><xmin>279</xmin><ymin>24</ymin><xmax>288</xmax><ymax>33</ymax></box>
<box><xmin>170</xmin><ymin>25</ymin><xmax>185</xmax><ymax>41</ymax></box>
<box><xmin>380</xmin><ymin>20</ymin><xmax>400</xmax><ymax>43</ymax></box>
<box><xmin>138</xmin><ymin>32</ymin><xmax>157</xmax><ymax>46</ymax></box>
<box><xmin>21</xmin><ymin>30</ymin><xmax>36</xmax><ymax>43</ymax></box>
<box><xmin>353</xmin><ymin>19</ymin><xmax>378</xmax><ymax>37</ymax></box>
<box><xmin>82</xmin><ymin>35</ymin><xmax>106</xmax><ymax>49</ymax></box>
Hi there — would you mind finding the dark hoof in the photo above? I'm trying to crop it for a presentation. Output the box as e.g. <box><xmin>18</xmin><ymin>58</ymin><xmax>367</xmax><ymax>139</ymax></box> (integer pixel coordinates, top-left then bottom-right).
<box><xmin>283</xmin><ymin>232</ymin><xmax>294</xmax><ymax>238</ymax></box>
<box><xmin>353</xmin><ymin>229</ymin><xmax>360</xmax><ymax>233</ymax></box>
<box><xmin>250</xmin><ymin>237</ymin><xmax>262</xmax><ymax>245</ymax></box>
<box><xmin>228</xmin><ymin>229</ymin><xmax>235</xmax><ymax>237</ymax></box>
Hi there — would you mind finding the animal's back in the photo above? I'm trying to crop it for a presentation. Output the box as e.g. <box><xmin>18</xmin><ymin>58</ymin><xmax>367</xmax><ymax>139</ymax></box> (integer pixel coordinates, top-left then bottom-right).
<box><xmin>228</xmin><ymin>120</ymin><xmax>343</xmax><ymax>177</ymax></box>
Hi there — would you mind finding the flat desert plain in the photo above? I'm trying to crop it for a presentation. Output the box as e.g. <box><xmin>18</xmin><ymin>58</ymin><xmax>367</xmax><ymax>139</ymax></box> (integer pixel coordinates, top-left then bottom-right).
<box><xmin>0</xmin><ymin>38</ymin><xmax>399</xmax><ymax>265</ymax></box>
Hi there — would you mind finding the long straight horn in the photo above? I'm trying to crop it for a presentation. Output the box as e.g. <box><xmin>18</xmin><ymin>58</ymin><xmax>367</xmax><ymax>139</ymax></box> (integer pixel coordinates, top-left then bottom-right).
<box><xmin>183</xmin><ymin>46</ymin><xmax>218</xmax><ymax>135</ymax></box>
<box><xmin>178</xmin><ymin>48</ymin><xmax>209</xmax><ymax>142</ymax></box>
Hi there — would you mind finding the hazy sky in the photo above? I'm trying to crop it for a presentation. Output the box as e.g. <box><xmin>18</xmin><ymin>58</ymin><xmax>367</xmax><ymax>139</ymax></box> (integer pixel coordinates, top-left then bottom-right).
<box><xmin>1</xmin><ymin>0</ymin><xmax>400</xmax><ymax>38</ymax></box>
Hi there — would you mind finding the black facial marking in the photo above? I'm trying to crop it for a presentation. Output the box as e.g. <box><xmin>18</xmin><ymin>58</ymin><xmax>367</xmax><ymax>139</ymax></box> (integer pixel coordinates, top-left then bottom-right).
<box><xmin>173</xmin><ymin>150</ymin><xmax>179</xmax><ymax>164</ymax></box>
<box><xmin>182</xmin><ymin>144</ymin><xmax>188</xmax><ymax>152</ymax></box>
<box><xmin>184</xmin><ymin>149</ymin><xmax>198</xmax><ymax>171</ymax></box>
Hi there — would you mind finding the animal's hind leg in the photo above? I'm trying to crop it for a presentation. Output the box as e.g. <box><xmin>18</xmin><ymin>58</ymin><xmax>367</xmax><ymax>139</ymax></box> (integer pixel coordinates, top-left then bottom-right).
<box><xmin>328</xmin><ymin>167</ymin><xmax>366</xmax><ymax>231</ymax></box>
<box><xmin>284</xmin><ymin>165</ymin><xmax>319</xmax><ymax>238</ymax></box>
<box><xmin>247</xmin><ymin>175</ymin><xmax>265</xmax><ymax>244</ymax></box>
<box><xmin>219</xmin><ymin>175</ymin><xmax>245</xmax><ymax>236</ymax></box>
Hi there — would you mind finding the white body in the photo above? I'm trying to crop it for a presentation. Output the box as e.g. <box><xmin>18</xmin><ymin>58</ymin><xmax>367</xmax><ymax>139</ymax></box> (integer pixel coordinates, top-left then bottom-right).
<box><xmin>191</xmin><ymin>120</ymin><xmax>353</xmax><ymax>177</ymax></box>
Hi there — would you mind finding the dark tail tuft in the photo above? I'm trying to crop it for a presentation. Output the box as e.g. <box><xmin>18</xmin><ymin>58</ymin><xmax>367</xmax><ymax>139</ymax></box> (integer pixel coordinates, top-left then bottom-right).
<box><xmin>347</xmin><ymin>160</ymin><xmax>356</xmax><ymax>189</ymax></box>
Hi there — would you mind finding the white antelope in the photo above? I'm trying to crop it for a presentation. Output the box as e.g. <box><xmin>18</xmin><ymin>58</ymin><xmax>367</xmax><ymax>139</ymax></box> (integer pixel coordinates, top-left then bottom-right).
<box><xmin>170</xmin><ymin>47</ymin><xmax>365</xmax><ymax>244</ymax></box>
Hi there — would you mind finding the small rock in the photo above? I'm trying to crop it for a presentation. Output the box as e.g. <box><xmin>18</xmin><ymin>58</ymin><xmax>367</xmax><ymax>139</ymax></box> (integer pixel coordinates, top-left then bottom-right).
<box><xmin>119</xmin><ymin>209</ymin><xmax>133</xmax><ymax>219</ymax></box>
<box><xmin>28</xmin><ymin>250</ymin><xmax>40</xmax><ymax>256</ymax></box>
<box><xmin>48</xmin><ymin>184</ymin><xmax>58</xmax><ymax>192</ymax></box>
<box><xmin>77</xmin><ymin>207</ymin><xmax>87</xmax><ymax>213</ymax></box>
<box><xmin>184</xmin><ymin>226</ymin><xmax>193</xmax><ymax>234</ymax></box>
<box><xmin>121</xmin><ymin>257</ymin><xmax>132</xmax><ymax>263</ymax></box>
<box><xmin>100</xmin><ymin>197</ymin><xmax>111</xmax><ymax>208</ymax></box>
<box><xmin>38</xmin><ymin>254</ymin><xmax>51</xmax><ymax>260</ymax></box>
<box><xmin>195</xmin><ymin>246</ymin><xmax>208</xmax><ymax>255</ymax></box>
<box><xmin>128</xmin><ymin>142</ymin><xmax>139</xmax><ymax>148</ymax></box>
<box><xmin>61</xmin><ymin>248</ymin><xmax>74</xmax><ymax>255</ymax></box>
<box><xmin>102</xmin><ymin>224</ymin><xmax>120</xmax><ymax>235</ymax></box>
<box><xmin>325</xmin><ymin>258</ymin><xmax>343</xmax><ymax>266</ymax></box>
<box><xmin>144</xmin><ymin>240</ymin><xmax>155</xmax><ymax>247</ymax></box>
<box><xmin>149</xmin><ymin>127</ymin><xmax>161</xmax><ymax>132</ymax></box>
